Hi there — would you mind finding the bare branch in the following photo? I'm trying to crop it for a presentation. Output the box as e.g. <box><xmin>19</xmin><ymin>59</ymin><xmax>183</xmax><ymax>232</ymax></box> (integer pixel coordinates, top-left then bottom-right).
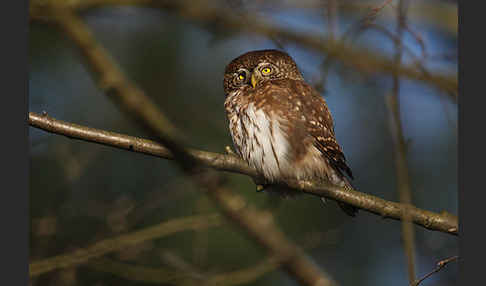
<box><xmin>87</xmin><ymin>252</ymin><xmax>286</xmax><ymax>285</ymax></box>
<box><xmin>386</xmin><ymin>0</ymin><xmax>416</xmax><ymax>283</ymax></box>
<box><xmin>88</xmin><ymin>258</ymin><xmax>188</xmax><ymax>284</ymax></box>
<box><xmin>324</xmin><ymin>0</ymin><xmax>339</xmax><ymax>41</ymax></box>
<box><xmin>412</xmin><ymin>256</ymin><xmax>459</xmax><ymax>286</ymax></box>
<box><xmin>87</xmin><ymin>230</ymin><xmax>327</xmax><ymax>285</ymax></box>
<box><xmin>361</xmin><ymin>0</ymin><xmax>394</xmax><ymax>26</ymax></box>
<box><xmin>340</xmin><ymin>1</ymin><xmax>457</xmax><ymax>36</ymax></box>
<box><xmin>29</xmin><ymin>0</ymin><xmax>458</xmax><ymax>98</ymax></box>
<box><xmin>29</xmin><ymin>112</ymin><xmax>459</xmax><ymax>236</ymax></box>
<box><xmin>29</xmin><ymin>112</ymin><xmax>256</xmax><ymax>177</ymax></box>
<box><xmin>29</xmin><ymin>214</ymin><xmax>223</xmax><ymax>277</ymax></box>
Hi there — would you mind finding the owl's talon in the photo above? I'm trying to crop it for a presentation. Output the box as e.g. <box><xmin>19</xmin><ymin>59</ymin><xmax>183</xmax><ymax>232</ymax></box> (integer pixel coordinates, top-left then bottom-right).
<box><xmin>225</xmin><ymin>146</ymin><xmax>236</xmax><ymax>155</ymax></box>
<box><xmin>256</xmin><ymin>184</ymin><xmax>265</xmax><ymax>192</ymax></box>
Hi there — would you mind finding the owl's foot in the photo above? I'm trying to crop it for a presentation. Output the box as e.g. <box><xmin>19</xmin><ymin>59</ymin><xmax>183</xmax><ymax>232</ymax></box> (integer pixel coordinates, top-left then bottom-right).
<box><xmin>252</xmin><ymin>176</ymin><xmax>268</xmax><ymax>193</ymax></box>
<box><xmin>225</xmin><ymin>145</ymin><xmax>236</xmax><ymax>156</ymax></box>
<box><xmin>256</xmin><ymin>184</ymin><xmax>266</xmax><ymax>192</ymax></box>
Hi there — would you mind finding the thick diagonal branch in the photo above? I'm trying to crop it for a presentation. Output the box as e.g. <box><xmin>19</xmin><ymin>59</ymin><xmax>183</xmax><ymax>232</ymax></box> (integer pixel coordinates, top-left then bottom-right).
<box><xmin>29</xmin><ymin>112</ymin><xmax>459</xmax><ymax>236</ymax></box>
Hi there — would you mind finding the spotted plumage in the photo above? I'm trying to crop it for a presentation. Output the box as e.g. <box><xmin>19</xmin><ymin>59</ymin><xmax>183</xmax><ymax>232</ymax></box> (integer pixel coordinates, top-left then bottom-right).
<box><xmin>223</xmin><ymin>49</ymin><xmax>357</xmax><ymax>216</ymax></box>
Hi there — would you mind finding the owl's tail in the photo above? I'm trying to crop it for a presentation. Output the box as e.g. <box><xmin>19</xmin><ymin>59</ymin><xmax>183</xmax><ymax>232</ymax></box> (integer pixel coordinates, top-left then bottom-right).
<box><xmin>321</xmin><ymin>176</ymin><xmax>359</xmax><ymax>217</ymax></box>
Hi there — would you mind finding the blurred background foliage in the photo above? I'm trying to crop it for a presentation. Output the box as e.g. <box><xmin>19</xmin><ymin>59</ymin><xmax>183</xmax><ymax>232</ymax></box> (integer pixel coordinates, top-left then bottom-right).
<box><xmin>29</xmin><ymin>0</ymin><xmax>457</xmax><ymax>285</ymax></box>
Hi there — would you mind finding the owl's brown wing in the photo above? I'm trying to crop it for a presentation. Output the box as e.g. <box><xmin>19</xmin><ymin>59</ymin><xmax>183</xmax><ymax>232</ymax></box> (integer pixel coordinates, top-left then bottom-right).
<box><xmin>291</xmin><ymin>81</ymin><xmax>358</xmax><ymax>217</ymax></box>
<box><xmin>302</xmin><ymin>83</ymin><xmax>354</xmax><ymax>180</ymax></box>
<box><xmin>271</xmin><ymin>80</ymin><xmax>353</xmax><ymax>180</ymax></box>
<box><xmin>255</xmin><ymin>79</ymin><xmax>353</xmax><ymax>180</ymax></box>
<box><xmin>253</xmin><ymin>79</ymin><xmax>357</xmax><ymax>216</ymax></box>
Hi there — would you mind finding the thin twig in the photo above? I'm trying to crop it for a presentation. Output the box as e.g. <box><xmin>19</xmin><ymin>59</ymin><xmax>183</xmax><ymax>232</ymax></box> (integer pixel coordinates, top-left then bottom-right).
<box><xmin>29</xmin><ymin>0</ymin><xmax>458</xmax><ymax>36</ymax></box>
<box><xmin>88</xmin><ymin>230</ymin><xmax>327</xmax><ymax>285</ymax></box>
<box><xmin>412</xmin><ymin>256</ymin><xmax>459</xmax><ymax>286</ymax></box>
<box><xmin>404</xmin><ymin>24</ymin><xmax>427</xmax><ymax>60</ymax></box>
<box><xmin>29</xmin><ymin>0</ymin><xmax>458</xmax><ymax>98</ymax></box>
<box><xmin>314</xmin><ymin>0</ymin><xmax>428</xmax><ymax>96</ymax></box>
<box><xmin>86</xmin><ymin>251</ymin><xmax>285</xmax><ymax>286</ymax></box>
<box><xmin>312</xmin><ymin>0</ymin><xmax>339</xmax><ymax>93</ymax></box>
<box><xmin>361</xmin><ymin>0</ymin><xmax>394</xmax><ymax>27</ymax></box>
<box><xmin>88</xmin><ymin>257</ymin><xmax>189</xmax><ymax>284</ymax></box>
<box><xmin>29</xmin><ymin>112</ymin><xmax>459</xmax><ymax>236</ymax></box>
<box><xmin>160</xmin><ymin>250</ymin><xmax>207</xmax><ymax>282</ymax></box>
<box><xmin>29</xmin><ymin>214</ymin><xmax>223</xmax><ymax>277</ymax></box>
<box><xmin>325</xmin><ymin>0</ymin><xmax>339</xmax><ymax>41</ymax></box>
<box><xmin>355</xmin><ymin>23</ymin><xmax>427</xmax><ymax>72</ymax></box>
<box><xmin>387</xmin><ymin>1</ymin><xmax>417</xmax><ymax>284</ymax></box>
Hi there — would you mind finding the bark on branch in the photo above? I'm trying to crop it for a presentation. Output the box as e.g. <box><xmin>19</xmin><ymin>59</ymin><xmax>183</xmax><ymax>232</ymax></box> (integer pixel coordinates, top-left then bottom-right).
<box><xmin>29</xmin><ymin>112</ymin><xmax>459</xmax><ymax>236</ymax></box>
<box><xmin>30</xmin><ymin>112</ymin><xmax>337</xmax><ymax>286</ymax></box>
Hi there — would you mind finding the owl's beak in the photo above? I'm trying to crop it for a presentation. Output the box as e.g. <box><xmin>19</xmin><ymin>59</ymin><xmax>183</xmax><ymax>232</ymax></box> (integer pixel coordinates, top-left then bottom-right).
<box><xmin>251</xmin><ymin>72</ymin><xmax>258</xmax><ymax>88</ymax></box>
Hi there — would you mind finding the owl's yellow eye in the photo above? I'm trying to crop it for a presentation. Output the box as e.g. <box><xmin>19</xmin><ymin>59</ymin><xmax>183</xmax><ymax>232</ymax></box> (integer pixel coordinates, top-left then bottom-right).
<box><xmin>233</xmin><ymin>69</ymin><xmax>249</xmax><ymax>86</ymax></box>
<box><xmin>261</xmin><ymin>67</ymin><xmax>272</xmax><ymax>74</ymax></box>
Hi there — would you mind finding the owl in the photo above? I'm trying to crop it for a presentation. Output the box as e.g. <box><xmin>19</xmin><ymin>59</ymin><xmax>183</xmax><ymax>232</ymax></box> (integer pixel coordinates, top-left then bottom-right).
<box><xmin>223</xmin><ymin>49</ymin><xmax>357</xmax><ymax>216</ymax></box>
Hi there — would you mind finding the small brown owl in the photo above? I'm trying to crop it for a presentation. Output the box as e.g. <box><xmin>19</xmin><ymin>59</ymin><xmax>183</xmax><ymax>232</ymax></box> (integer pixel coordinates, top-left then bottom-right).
<box><xmin>223</xmin><ymin>49</ymin><xmax>357</xmax><ymax>216</ymax></box>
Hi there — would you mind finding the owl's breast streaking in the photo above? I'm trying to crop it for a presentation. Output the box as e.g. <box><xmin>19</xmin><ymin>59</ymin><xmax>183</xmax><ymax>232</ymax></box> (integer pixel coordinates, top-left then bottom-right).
<box><xmin>224</xmin><ymin>79</ymin><xmax>346</xmax><ymax>186</ymax></box>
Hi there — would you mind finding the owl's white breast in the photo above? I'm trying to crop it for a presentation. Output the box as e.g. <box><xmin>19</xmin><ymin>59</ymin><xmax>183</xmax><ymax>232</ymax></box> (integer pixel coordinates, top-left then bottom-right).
<box><xmin>226</xmin><ymin>99</ymin><xmax>290</xmax><ymax>182</ymax></box>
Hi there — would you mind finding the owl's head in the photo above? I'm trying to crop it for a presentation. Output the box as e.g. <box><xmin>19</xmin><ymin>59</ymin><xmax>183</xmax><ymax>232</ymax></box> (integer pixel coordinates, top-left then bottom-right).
<box><xmin>223</xmin><ymin>49</ymin><xmax>304</xmax><ymax>95</ymax></box>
